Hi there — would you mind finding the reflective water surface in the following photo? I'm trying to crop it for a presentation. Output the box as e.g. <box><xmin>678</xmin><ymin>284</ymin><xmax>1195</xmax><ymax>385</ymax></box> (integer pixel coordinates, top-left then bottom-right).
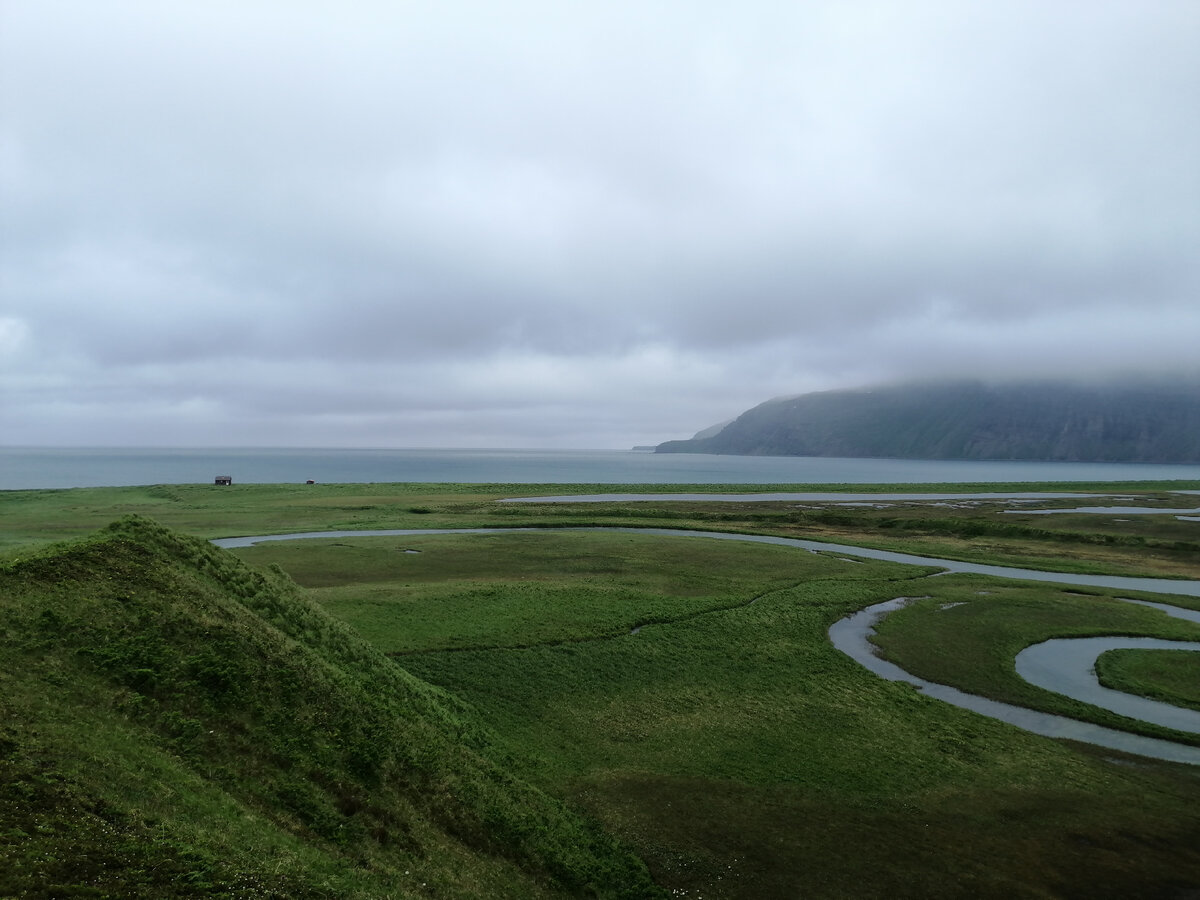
<box><xmin>1015</xmin><ymin>637</ymin><xmax>1200</xmax><ymax>733</ymax></box>
<box><xmin>829</xmin><ymin>599</ymin><xmax>1200</xmax><ymax>765</ymax></box>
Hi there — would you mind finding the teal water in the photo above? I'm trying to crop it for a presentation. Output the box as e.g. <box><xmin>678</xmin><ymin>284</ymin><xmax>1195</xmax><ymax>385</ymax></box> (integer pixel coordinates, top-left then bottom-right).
<box><xmin>2</xmin><ymin>446</ymin><xmax>1199</xmax><ymax>490</ymax></box>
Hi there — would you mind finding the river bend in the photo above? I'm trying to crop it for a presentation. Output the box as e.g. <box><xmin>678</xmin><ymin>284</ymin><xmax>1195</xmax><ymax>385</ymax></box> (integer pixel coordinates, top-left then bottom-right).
<box><xmin>211</xmin><ymin>526</ymin><xmax>1200</xmax><ymax>763</ymax></box>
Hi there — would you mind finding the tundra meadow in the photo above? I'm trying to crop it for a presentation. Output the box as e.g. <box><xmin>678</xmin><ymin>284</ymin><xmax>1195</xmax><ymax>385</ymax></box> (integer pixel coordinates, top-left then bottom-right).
<box><xmin>2</xmin><ymin>479</ymin><xmax>1199</xmax><ymax>897</ymax></box>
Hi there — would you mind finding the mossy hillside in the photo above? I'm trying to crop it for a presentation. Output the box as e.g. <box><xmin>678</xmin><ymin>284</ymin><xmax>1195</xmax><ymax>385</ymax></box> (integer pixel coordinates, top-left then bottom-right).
<box><xmin>0</xmin><ymin>516</ymin><xmax>660</xmax><ymax>899</ymax></box>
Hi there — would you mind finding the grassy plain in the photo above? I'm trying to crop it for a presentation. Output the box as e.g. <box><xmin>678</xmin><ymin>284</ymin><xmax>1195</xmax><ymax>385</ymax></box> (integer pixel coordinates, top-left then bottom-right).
<box><xmin>233</xmin><ymin>531</ymin><xmax>874</xmax><ymax>654</ymax></box>
<box><xmin>1096</xmin><ymin>648</ymin><xmax>1200</xmax><ymax>713</ymax></box>
<box><xmin>226</xmin><ymin>509</ymin><xmax>1200</xmax><ymax>897</ymax></box>
<box><xmin>3</xmin><ymin>478</ymin><xmax>1198</xmax><ymax>578</ymax></box>
<box><xmin>2</xmin><ymin>480</ymin><xmax>1200</xmax><ymax>897</ymax></box>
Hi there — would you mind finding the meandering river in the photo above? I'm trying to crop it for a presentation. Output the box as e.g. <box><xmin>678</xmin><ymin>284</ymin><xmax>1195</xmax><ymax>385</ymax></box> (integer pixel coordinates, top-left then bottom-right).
<box><xmin>829</xmin><ymin>599</ymin><xmax>1200</xmax><ymax>766</ymax></box>
<box><xmin>212</xmin><ymin>522</ymin><xmax>1200</xmax><ymax>764</ymax></box>
<box><xmin>1015</xmin><ymin>637</ymin><xmax>1200</xmax><ymax>733</ymax></box>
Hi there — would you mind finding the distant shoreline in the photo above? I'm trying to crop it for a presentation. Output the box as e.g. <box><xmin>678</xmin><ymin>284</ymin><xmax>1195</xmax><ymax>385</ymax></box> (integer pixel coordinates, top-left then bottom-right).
<box><xmin>2</xmin><ymin>447</ymin><xmax>1198</xmax><ymax>491</ymax></box>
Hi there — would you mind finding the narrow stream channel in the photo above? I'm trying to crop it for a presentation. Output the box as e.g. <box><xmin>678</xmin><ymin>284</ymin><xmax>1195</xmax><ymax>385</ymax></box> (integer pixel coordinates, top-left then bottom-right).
<box><xmin>828</xmin><ymin>599</ymin><xmax>1200</xmax><ymax>766</ymax></box>
<box><xmin>212</xmin><ymin>525</ymin><xmax>1200</xmax><ymax>764</ymax></box>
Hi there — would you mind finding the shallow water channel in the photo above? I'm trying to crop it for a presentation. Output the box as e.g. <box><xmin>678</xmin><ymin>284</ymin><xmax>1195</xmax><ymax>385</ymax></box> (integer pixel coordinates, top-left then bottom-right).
<box><xmin>1004</xmin><ymin>506</ymin><xmax>1200</xmax><ymax>516</ymax></box>
<box><xmin>500</xmin><ymin>491</ymin><xmax>1118</xmax><ymax>504</ymax></box>
<box><xmin>829</xmin><ymin>600</ymin><xmax>1200</xmax><ymax>766</ymax></box>
<box><xmin>1015</xmin><ymin>637</ymin><xmax>1200</xmax><ymax>733</ymax></box>
<box><xmin>212</xmin><ymin>525</ymin><xmax>1200</xmax><ymax>764</ymax></box>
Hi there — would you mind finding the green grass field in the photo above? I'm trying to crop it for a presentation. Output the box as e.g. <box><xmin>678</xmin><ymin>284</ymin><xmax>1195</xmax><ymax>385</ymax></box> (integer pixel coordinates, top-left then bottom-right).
<box><xmin>4</xmin><ymin>479</ymin><xmax>1199</xmax><ymax>580</ymax></box>
<box><xmin>228</xmin><ymin>514</ymin><xmax>1200</xmax><ymax>897</ymax></box>
<box><xmin>2</xmin><ymin>481</ymin><xmax>1200</xmax><ymax>897</ymax></box>
<box><xmin>229</xmin><ymin>531</ymin><xmax>932</xmax><ymax>653</ymax></box>
<box><xmin>1096</xmin><ymin>647</ymin><xmax>1200</xmax><ymax>713</ymax></box>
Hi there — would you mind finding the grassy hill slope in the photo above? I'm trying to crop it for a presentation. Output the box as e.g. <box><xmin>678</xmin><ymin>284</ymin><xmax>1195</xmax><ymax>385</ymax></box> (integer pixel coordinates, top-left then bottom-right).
<box><xmin>0</xmin><ymin>516</ymin><xmax>659</xmax><ymax>898</ymax></box>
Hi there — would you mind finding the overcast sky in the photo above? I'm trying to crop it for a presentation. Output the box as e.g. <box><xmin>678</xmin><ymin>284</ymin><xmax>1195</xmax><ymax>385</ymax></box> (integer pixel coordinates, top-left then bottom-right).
<box><xmin>2</xmin><ymin>1</ymin><xmax>1198</xmax><ymax>449</ymax></box>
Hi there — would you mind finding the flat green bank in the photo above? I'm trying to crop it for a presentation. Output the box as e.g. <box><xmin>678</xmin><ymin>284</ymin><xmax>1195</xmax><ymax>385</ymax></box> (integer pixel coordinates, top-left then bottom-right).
<box><xmin>1096</xmin><ymin>648</ymin><xmax>1200</xmax><ymax>713</ymax></box>
<box><xmin>232</xmin><ymin>530</ymin><xmax>934</xmax><ymax>654</ymax></box>
<box><xmin>3</xmin><ymin>479</ymin><xmax>1198</xmax><ymax>579</ymax></box>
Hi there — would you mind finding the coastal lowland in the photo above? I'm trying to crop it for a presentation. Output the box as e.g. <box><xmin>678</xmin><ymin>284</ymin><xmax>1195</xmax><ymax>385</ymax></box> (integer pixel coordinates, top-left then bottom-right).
<box><xmin>2</xmin><ymin>479</ymin><xmax>1199</xmax><ymax>897</ymax></box>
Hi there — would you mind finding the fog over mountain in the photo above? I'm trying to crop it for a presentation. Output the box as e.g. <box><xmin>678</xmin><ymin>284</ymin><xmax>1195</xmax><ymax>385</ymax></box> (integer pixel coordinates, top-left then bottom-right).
<box><xmin>657</xmin><ymin>379</ymin><xmax>1200</xmax><ymax>463</ymax></box>
<box><xmin>2</xmin><ymin>3</ymin><xmax>1197</xmax><ymax>448</ymax></box>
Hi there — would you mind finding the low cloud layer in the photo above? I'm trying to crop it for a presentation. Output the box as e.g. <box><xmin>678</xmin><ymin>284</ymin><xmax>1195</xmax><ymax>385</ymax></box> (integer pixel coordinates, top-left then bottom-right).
<box><xmin>3</xmin><ymin>1</ymin><xmax>1197</xmax><ymax>448</ymax></box>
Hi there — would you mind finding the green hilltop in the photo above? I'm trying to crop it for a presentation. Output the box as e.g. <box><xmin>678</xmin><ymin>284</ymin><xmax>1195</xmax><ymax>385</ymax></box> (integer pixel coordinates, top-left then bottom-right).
<box><xmin>0</xmin><ymin>516</ymin><xmax>659</xmax><ymax>899</ymax></box>
<box><xmin>657</xmin><ymin>379</ymin><xmax>1200</xmax><ymax>462</ymax></box>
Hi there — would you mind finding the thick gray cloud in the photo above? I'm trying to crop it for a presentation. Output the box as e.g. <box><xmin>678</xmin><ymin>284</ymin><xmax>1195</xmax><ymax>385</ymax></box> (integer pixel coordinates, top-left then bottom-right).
<box><xmin>2</xmin><ymin>0</ymin><xmax>1197</xmax><ymax>448</ymax></box>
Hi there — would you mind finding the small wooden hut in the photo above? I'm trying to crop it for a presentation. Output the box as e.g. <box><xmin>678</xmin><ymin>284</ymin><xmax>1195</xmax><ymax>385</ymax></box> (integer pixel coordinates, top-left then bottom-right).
<box><xmin>214</xmin><ymin>475</ymin><xmax>233</xmax><ymax>486</ymax></box>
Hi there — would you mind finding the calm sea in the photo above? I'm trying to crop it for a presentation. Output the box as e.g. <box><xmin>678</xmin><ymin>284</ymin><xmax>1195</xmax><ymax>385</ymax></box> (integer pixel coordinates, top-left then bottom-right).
<box><xmin>2</xmin><ymin>447</ymin><xmax>1198</xmax><ymax>490</ymax></box>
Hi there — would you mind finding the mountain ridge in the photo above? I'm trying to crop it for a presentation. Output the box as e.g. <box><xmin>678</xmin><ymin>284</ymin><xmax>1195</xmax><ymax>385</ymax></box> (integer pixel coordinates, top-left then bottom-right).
<box><xmin>657</xmin><ymin>379</ymin><xmax>1200</xmax><ymax>462</ymax></box>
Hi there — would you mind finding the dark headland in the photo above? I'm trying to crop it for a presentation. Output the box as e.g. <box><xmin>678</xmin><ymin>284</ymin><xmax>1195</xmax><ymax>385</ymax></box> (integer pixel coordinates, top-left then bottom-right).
<box><xmin>656</xmin><ymin>378</ymin><xmax>1200</xmax><ymax>463</ymax></box>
